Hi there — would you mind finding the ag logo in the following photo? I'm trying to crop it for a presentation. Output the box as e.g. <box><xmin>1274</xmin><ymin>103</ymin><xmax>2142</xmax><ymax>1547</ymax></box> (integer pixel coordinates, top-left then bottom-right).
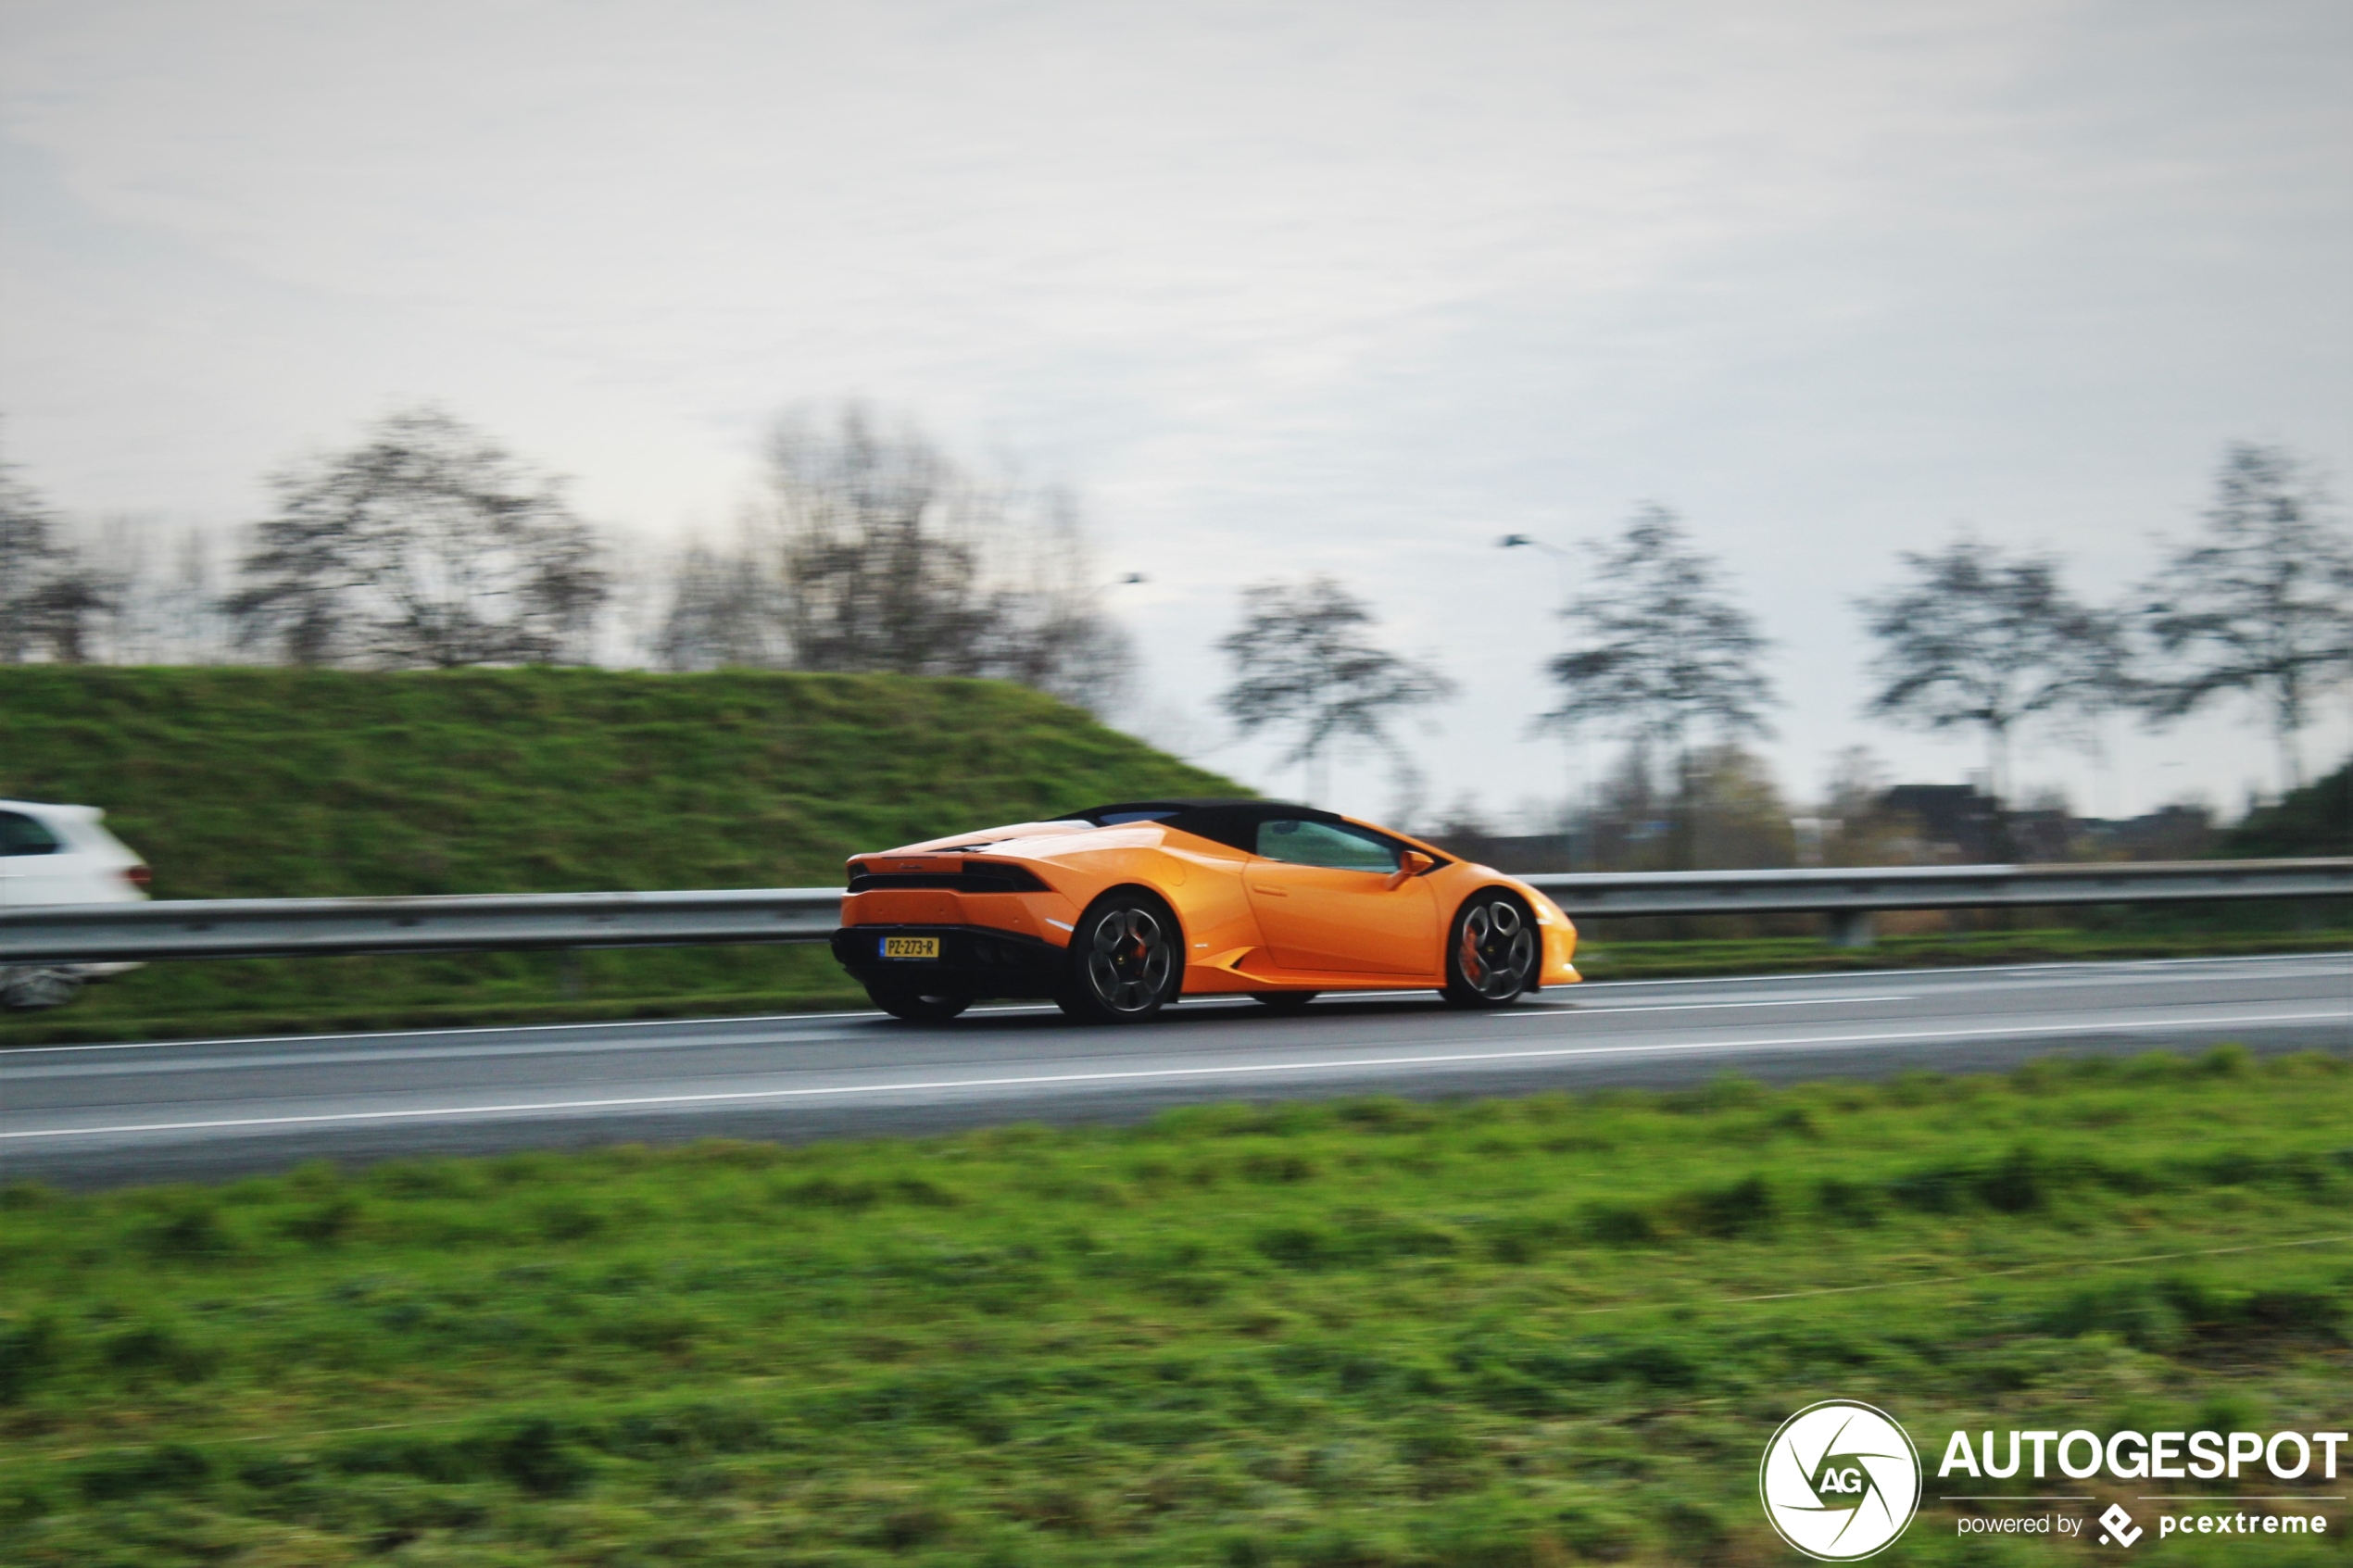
<box><xmin>1759</xmin><ymin>1400</ymin><xmax>1921</xmax><ymax>1561</ymax></box>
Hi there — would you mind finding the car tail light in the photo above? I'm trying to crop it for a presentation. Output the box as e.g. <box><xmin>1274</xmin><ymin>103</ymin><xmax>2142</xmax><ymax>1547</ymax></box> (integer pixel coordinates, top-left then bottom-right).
<box><xmin>123</xmin><ymin>865</ymin><xmax>153</xmax><ymax>889</ymax></box>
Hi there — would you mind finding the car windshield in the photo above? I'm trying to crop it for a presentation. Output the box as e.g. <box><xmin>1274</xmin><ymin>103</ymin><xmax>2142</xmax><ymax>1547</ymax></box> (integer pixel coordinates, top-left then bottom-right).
<box><xmin>1255</xmin><ymin>819</ymin><xmax>1399</xmax><ymax>872</ymax></box>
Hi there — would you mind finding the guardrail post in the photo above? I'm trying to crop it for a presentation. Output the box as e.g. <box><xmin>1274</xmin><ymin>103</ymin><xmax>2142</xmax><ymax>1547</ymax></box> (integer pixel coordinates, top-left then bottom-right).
<box><xmin>1826</xmin><ymin>911</ymin><xmax>1876</xmax><ymax>948</ymax></box>
<box><xmin>559</xmin><ymin>949</ymin><xmax>583</xmax><ymax>1000</ymax></box>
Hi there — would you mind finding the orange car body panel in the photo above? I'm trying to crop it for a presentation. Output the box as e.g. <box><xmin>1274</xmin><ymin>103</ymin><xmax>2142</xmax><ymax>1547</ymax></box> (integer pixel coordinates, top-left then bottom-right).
<box><xmin>1241</xmin><ymin>859</ymin><xmax>1438</xmax><ymax>974</ymax></box>
<box><xmin>838</xmin><ymin>812</ymin><xmax>1579</xmax><ymax>996</ymax></box>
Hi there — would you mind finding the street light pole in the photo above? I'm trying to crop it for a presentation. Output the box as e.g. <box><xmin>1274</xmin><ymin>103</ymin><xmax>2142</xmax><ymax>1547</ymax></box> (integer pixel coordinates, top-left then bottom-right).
<box><xmin>1500</xmin><ymin>533</ymin><xmax>1583</xmax><ymax>871</ymax></box>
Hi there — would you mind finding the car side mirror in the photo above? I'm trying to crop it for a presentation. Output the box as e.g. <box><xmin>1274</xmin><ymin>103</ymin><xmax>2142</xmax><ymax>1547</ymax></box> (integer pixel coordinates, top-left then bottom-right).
<box><xmin>1390</xmin><ymin>850</ymin><xmax>1435</xmax><ymax>887</ymax></box>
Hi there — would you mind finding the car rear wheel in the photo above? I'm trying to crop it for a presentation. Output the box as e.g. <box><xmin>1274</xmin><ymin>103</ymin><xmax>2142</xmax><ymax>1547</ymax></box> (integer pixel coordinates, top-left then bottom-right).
<box><xmin>1057</xmin><ymin>892</ymin><xmax>1181</xmax><ymax>1023</ymax></box>
<box><xmin>1441</xmin><ymin>891</ymin><xmax>1538</xmax><ymax>1008</ymax></box>
<box><xmin>864</xmin><ymin>983</ymin><xmax>973</xmax><ymax>1023</ymax></box>
<box><xmin>1251</xmin><ymin>992</ymin><xmax>1317</xmax><ymax>1013</ymax></box>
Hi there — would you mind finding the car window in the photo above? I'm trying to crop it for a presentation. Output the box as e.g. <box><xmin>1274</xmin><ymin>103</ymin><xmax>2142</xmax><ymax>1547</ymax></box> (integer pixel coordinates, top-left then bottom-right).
<box><xmin>0</xmin><ymin>811</ymin><xmax>62</xmax><ymax>857</ymax></box>
<box><xmin>1255</xmin><ymin>819</ymin><xmax>1400</xmax><ymax>872</ymax></box>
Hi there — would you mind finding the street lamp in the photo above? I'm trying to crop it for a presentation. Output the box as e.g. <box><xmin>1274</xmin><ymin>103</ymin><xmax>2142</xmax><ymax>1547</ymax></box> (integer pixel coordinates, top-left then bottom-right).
<box><xmin>1498</xmin><ymin>534</ymin><xmax>1572</xmax><ymax>599</ymax></box>
<box><xmin>1499</xmin><ymin>533</ymin><xmax>1584</xmax><ymax>870</ymax></box>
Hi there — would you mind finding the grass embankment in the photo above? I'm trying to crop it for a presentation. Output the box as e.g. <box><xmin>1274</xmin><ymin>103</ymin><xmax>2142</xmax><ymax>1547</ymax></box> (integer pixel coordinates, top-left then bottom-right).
<box><xmin>3</xmin><ymin>1050</ymin><xmax>2348</xmax><ymax>1566</ymax></box>
<box><xmin>0</xmin><ymin>667</ymin><xmax>1243</xmax><ymax>1045</ymax></box>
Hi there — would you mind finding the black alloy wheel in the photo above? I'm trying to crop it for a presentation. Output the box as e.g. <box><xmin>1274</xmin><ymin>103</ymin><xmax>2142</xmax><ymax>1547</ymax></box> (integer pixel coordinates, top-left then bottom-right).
<box><xmin>1250</xmin><ymin>992</ymin><xmax>1318</xmax><ymax>1013</ymax></box>
<box><xmin>864</xmin><ymin>983</ymin><xmax>974</xmax><ymax>1023</ymax></box>
<box><xmin>1057</xmin><ymin>893</ymin><xmax>1181</xmax><ymax>1022</ymax></box>
<box><xmin>1</xmin><ymin>968</ymin><xmax>84</xmax><ymax>1010</ymax></box>
<box><xmin>1441</xmin><ymin>890</ymin><xmax>1539</xmax><ymax>1008</ymax></box>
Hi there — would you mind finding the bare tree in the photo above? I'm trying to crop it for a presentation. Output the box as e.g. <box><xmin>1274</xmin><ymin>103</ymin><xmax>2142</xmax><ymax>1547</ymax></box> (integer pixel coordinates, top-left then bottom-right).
<box><xmin>750</xmin><ymin>408</ymin><xmax>1133</xmax><ymax>710</ymax></box>
<box><xmin>1542</xmin><ymin>505</ymin><xmax>1775</xmax><ymax>867</ymax></box>
<box><xmin>652</xmin><ymin>539</ymin><xmax>789</xmax><ymax>671</ymax></box>
<box><xmin>1684</xmin><ymin>742</ymin><xmax>1797</xmax><ymax>870</ymax></box>
<box><xmin>1216</xmin><ymin>577</ymin><xmax>1453</xmax><ymax>803</ymax></box>
<box><xmin>2138</xmin><ymin>443</ymin><xmax>2353</xmax><ymax>793</ymax></box>
<box><xmin>1856</xmin><ymin>535</ymin><xmax>2123</xmax><ymax>822</ymax></box>
<box><xmin>962</xmin><ymin>488</ymin><xmax>1135</xmax><ymax>712</ymax></box>
<box><xmin>230</xmin><ymin>408</ymin><xmax>609</xmax><ymax>668</ymax></box>
<box><xmin>0</xmin><ymin>441</ymin><xmax>57</xmax><ymax>662</ymax></box>
<box><xmin>1810</xmin><ymin>746</ymin><xmax>1920</xmax><ymax>867</ymax></box>
<box><xmin>765</xmin><ymin>410</ymin><xmax>989</xmax><ymax>676</ymax></box>
<box><xmin>0</xmin><ymin>440</ymin><xmax>113</xmax><ymax>664</ymax></box>
<box><xmin>69</xmin><ymin>516</ymin><xmax>237</xmax><ymax>665</ymax></box>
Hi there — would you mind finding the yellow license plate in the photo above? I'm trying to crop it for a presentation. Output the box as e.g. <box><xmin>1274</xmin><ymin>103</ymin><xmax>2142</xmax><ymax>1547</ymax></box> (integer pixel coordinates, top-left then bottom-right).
<box><xmin>880</xmin><ymin>936</ymin><xmax>940</xmax><ymax>960</ymax></box>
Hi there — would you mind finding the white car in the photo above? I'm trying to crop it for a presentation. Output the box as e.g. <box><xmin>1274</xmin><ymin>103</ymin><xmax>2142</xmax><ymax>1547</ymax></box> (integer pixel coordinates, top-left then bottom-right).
<box><xmin>0</xmin><ymin>799</ymin><xmax>151</xmax><ymax>1009</ymax></box>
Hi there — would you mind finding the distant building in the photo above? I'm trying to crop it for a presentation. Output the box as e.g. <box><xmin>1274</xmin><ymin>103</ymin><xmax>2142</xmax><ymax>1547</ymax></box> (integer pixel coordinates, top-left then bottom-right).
<box><xmin>1877</xmin><ymin>785</ymin><xmax>2216</xmax><ymax>864</ymax></box>
<box><xmin>1426</xmin><ymin>789</ymin><xmax>2220</xmax><ymax>873</ymax></box>
<box><xmin>1881</xmin><ymin>784</ymin><xmax>2003</xmax><ymax>861</ymax></box>
<box><xmin>2076</xmin><ymin>804</ymin><xmax>2217</xmax><ymax>861</ymax></box>
<box><xmin>1419</xmin><ymin>830</ymin><xmax>1583</xmax><ymax>873</ymax></box>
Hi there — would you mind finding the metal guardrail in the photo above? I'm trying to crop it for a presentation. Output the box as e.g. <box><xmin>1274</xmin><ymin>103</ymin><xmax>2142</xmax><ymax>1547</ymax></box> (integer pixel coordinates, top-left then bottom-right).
<box><xmin>2</xmin><ymin>860</ymin><xmax>2347</xmax><ymax>966</ymax></box>
<box><xmin>1519</xmin><ymin>859</ymin><xmax>2353</xmax><ymax>946</ymax></box>
<box><xmin>1520</xmin><ymin>859</ymin><xmax>2353</xmax><ymax>915</ymax></box>
<box><xmin>0</xmin><ymin>888</ymin><xmax>844</xmax><ymax>966</ymax></box>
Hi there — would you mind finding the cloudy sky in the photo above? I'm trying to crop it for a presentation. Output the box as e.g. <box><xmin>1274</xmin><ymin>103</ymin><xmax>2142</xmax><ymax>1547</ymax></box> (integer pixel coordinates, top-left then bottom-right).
<box><xmin>4</xmin><ymin>0</ymin><xmax>2347</xmax><ymax>824</ymax></box>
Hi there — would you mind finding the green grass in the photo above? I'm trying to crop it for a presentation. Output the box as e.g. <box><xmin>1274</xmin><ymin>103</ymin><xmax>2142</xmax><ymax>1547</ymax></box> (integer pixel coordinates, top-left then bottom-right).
<box><xmin>0</xmin><ymin>667</ymin><xmax>1241</xmax><ymax>1044</ymax></box>
<box><xmin>4</xmin><ymin>1049</ymin><xmax>2348</xmax><ymax>1565</ymax></box>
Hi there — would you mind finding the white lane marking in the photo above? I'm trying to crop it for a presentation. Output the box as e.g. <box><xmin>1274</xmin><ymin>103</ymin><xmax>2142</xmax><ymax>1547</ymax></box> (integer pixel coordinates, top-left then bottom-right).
<box><xmin>6</xmin><ymin>1008</ymin><xmax>2344</xmax><ymax>1142</ymax></box>
<box><xmin>0</xmin><ymin>1009</ymin><xmax>890</xmax><ymax>1056</ymax></box>
<box><xmin>0</xmin><ymin>992</ymin><xmax>2005</xmax><ymax>1081</ymax></box>
<box><xmin>1503</xmin><ymin>995</ymin><xmax>1916</xmax><ymax>1016</ymax></box>
<box><xmin>3</xmin><ymin>949</ymin><xmax>2340</xmax><ymax>1058</ymax></box>
<box><xmin>0</xmin><ymin>1032</ymin><xmax>875</xmax><ymax>1080</ymax></box>
<box><xmin>0</xmin><ymin>997</ymin><xmax>1094</xmax><ymax>1060</ymax></box>
<box><xmin>1559</xmin><ymin>952</ymin><xmax>2352</xmax><ymax>991</ymax></box>
<box><xmin>0</xmin><ymin>996</ymin><xmax>1919</xmax><ymax>1080</ymax></box>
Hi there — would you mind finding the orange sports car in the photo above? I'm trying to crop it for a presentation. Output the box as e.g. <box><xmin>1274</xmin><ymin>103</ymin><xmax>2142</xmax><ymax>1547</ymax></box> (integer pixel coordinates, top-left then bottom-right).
<box><xmin>829</xmin><ymin>798</ymin><xmax>1579</xmax><ymax>1022</ymax></box>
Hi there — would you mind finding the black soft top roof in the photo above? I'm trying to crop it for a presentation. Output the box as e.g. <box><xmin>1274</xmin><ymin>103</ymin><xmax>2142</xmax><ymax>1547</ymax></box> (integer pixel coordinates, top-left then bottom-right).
<box><xmin>1065</xmin><ymin>798</ymin><xmax>1339</xmax><ymax>824</ymax></box>
<box><xmin>1062</xmin><ymin>799</ymin><xmax>1345</xmax><ymax>854</ymax></box>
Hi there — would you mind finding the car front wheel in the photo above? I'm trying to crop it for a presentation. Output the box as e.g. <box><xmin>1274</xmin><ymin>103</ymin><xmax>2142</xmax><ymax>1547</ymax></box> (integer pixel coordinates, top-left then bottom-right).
<box><xmin>1057</xmin><ymin>893</ymin><xmax>1181</xmax><ymax>1023</ymax></box>
<box><xmin>1442</xmin><ymin>891</ymin><xmax>1538</xmax><ymax>1008</ymax></box>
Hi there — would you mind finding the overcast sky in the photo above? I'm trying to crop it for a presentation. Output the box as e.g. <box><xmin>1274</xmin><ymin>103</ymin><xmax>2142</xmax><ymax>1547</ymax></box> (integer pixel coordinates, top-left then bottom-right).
<box><xmin>4</xmin><ymin>0</ymin><xmax>2348</xmax><ymax>824</ymax></box>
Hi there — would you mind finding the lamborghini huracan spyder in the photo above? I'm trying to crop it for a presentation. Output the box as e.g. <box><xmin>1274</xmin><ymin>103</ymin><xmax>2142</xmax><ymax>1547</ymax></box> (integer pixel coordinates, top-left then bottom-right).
<box><xmin>830</xmin><ymin>798</ymin><xmax>1579</xmax><ymax>1022</ymax></box>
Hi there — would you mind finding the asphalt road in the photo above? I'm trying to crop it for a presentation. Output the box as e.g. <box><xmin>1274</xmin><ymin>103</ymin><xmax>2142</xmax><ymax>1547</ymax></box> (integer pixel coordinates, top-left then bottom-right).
<box><xmin>4</xmin><ymin>953</ymin><xmax>2347</xmax><ymax>1187</ymax></box>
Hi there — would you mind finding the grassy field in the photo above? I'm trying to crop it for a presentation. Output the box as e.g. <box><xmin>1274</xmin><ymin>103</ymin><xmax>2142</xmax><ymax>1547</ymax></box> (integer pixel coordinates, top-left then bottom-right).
<box><xmin>0</xmin><ymin>666</ymin><xmax>1240</xmax><ymax>1044</ymax></box>
<box><xmin>0</xmin><ymin>668</ymin><xmax>1243</xmax><ymax>898</ymax></box>
<box><xmin>3</xmin><ymin>1048</ymin><xmax>2347</xmax><ymax>1566</ymax></box>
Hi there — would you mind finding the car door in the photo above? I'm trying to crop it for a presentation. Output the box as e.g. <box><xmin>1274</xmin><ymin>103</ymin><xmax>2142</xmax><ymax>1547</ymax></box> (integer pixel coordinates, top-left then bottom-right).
<box><xmin>1241</xmin><ymin>818</ymin><xmax>1438</xmax><ymax>974</ymax></box>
